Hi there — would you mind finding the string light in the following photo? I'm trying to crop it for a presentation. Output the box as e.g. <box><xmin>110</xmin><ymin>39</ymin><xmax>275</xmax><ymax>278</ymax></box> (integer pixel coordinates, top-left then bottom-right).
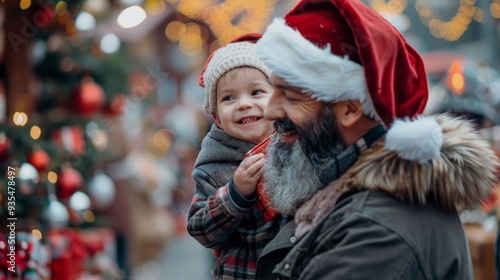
<box><xmin>83</xmin><ymin>210</ymin><xmax>95</xmax><ymax>222</ymax></box>
<box><xmin>416</xmin><ymin>0</ymin><xmax>480</xmax><ymax>41</ymax></box>
<box><xmin>171</xmin><ymin>0</ymin><xmax>277</xmax><ymax>46</ymax></box>
<box><xmin>369</xmin><ymin>0</ymin><xmax>411</xmax><ymax>31</ymax></box>
<box><xmin>369</xmin><ymin>0</ymin><xmax>408</xmax><ymax>14</ymax></box>
<box><xmin>13</xmin><ymin>112</ymin><xmax>28</xmax><ymax>126</ymax></box>
<box><xmin>492</xmin><ymin>0</ymin><xmax>500</xmax><ymax>18</ymax></box>
<box><xmin>30</xmin><ymin>125</ymin><xmax>41</xmax><ymax>140</ymax></box>
<box><xmin>47</xmin><ymin>171</ymin><xmax>58</xmax><ymax>184</ymax></box>
<box><xmin>20</xmin><ymin>0</ymin><xmax>31</xmax><ymax>10</ymax></box>
<box><xmin>32</xmin><ymin>229</ymin><xmax>43</xmax><ymax>240</ymax></box>
<box><xmin>145</xmin><ymin>0</ymin><xmax>167</xmax><ymax>15</ymax></box>
<box><xmin>202</xmin><ymin>0</ymin><xmax>278</xmax><ymax>45</ymax></box>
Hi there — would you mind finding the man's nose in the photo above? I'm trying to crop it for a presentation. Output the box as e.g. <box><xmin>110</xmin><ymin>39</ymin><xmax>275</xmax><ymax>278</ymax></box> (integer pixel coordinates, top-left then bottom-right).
<box><xmin>264</xmin><ymin>92</ymin><xmax>283</xmax><ymax>121</ymax></box>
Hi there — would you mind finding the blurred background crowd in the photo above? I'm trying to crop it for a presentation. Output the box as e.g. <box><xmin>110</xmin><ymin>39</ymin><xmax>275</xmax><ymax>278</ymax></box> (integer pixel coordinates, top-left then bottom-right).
<box><xmin>0</xmin><ymin>0</ymin><xmax>500</xmax><ymax>279</ymax></box>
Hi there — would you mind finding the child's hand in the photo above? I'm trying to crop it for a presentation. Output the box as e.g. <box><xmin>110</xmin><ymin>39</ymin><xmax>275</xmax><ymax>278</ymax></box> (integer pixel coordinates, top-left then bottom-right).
<box><xmin>233</xmin><ymin>153</ymin><xmax>266</xmax><ymax>197</ymax></box>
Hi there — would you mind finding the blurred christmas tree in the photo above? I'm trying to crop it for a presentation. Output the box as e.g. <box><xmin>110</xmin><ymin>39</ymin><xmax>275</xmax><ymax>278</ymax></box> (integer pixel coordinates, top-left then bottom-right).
<box><xmin>0</xmin><ymin>0</ymin><xmax>129</xmax><ymax>238</ymax></box>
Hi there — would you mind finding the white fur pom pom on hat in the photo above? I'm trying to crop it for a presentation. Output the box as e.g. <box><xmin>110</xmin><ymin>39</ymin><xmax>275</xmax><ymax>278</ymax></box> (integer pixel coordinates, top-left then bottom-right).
<box><xmin>384</xmin><ymin>116</ymin><xmax>443</xmax><ymax>164</ymax></box>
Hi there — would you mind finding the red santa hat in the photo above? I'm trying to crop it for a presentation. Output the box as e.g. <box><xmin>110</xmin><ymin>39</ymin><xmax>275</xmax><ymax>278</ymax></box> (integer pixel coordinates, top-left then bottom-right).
<box><xmin>256</xmin><ymin>0</ymin><xmax>442</xmax><ymax>163</ymax></box>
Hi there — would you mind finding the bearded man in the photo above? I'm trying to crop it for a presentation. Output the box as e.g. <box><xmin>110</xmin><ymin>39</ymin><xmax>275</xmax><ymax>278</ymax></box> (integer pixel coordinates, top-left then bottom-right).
<box><xmin>253</xmin><ymin>0</ymin><xmax>499</xmax><ymax>279</ymax></box>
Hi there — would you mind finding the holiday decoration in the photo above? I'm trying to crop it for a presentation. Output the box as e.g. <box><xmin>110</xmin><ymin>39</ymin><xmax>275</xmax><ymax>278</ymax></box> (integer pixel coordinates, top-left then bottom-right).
<box><xmin>88</xmin><ymin>172</ymin><xmax>116</xmax><ymax>210</ymax></box>
<box><xmin>28</xmin><ymin>149</ymin><xmax>51</xmax><ymax>172</ymax></box>
<box><xmin>44</xmin><ymin>199</ymin><xmax>70</xmax><ymax>228</ymax></box>
<box><xmin>52</xmin><ymin>126</ymin><xmax>86</xmax><ymax>155</ymax></box>
<box><xmin>56</xmin><ymin>167</ymin><xmax>83</xmax><ymax>200</ymax></box>
<box><xmin>0</xmin><ymin>234</ymin><xmax>7</xmax><ymax>273</ymax></box>
<box><xmin>0</xmin><ymin>133</ymin><xmax>11</xmax><ymax>162</ymax></box>
<box><xmin>73</xmin><ymin>79</ymin><xmax>105</xmax><ymax>116</ymax></box>
<box><xmin>19</xmin><ymin>163</ymin><xmax>40</xmax><ymax>195</ymax></box>
<box><xmin>104</xmin><ymin>94</ymin><xmax>127</xmax><ymax>116</ymax></box>
<box><xmin>47</xmin><ymin>229</ymin><xmax>87</xmax><ymax>280</ymax></box>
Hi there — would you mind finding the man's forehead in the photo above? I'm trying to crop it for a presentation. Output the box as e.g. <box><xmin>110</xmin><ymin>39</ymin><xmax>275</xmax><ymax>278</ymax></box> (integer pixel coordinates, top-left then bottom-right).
<box><xmin>269</xmin><ymin>74</ymin><xmax>303</xmax><ymax>93</ymax></box>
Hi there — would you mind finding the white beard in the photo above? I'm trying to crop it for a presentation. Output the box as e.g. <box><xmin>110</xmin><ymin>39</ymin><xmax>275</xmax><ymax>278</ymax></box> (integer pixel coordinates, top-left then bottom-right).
<box><xmin>263</xmin><ymin>137</ymin><xmax>323</xmax><ymax>216</ymax></box>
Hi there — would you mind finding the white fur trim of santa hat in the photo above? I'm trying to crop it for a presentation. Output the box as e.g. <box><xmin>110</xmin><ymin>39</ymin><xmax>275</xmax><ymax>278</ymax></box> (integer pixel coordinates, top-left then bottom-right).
<box><xmin>385</xmin><ymin>116</ymin><xmax>443</xmax><ymax>163</ymax></box>
<box><xmin>255</xmin><ymin>18</ymin><xmax>380</xmax><ymax>122</ymax></box>
<box><xmin>257</xmin><ymin>18</ymin><xmax>443</xmax><ymax>163</ymax></box>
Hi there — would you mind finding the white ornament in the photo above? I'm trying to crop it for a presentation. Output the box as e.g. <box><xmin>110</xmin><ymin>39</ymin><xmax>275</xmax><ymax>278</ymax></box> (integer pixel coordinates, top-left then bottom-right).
<box><xmin>69</xmin><ymin>191</ymin><xmax>91</xmax><ymax>212</ymax></box>
<box><xmin>88</xmin><ymin>173</ymin><xmax>116</xmax><ymax>209</ymax></box>
<box><xmin>44</xmin><ymin>200</ymin><xmax>69</xmax><ymax>228</ymax></box>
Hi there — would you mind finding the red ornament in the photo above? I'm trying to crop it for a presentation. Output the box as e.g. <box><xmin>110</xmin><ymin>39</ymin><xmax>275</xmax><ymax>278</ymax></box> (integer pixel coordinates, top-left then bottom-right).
<box><xmin>28</xmin><ymin>149</ymin><xmax>50</xmax><ymax>172</ymax></box>
<box><xmin>104</xmin><ymin>94</ymin><xmax>127</xmax><ymax>116</ymax></box>
<box><xmin>52</xmin><ymin>126</ymin><xmax>85</xmax><ymax>155</ymax></box>
<box><xmin>56</xmin><ymin>167</ymin><xmax>83</xmax><ymax>200</ymax></box>
<box><xmin>73</xmin><ymin>79</ymin><xmax>105</xmax><ymax>116</ymax></box>
<box><xmin>0</xmin><ymin>134</ymin><xmax>11</xmax><ymax>162</ymax></box>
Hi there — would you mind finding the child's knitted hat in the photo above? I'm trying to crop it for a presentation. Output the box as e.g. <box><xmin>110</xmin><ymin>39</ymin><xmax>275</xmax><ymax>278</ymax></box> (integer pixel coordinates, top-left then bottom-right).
<box><xmin>198</xmin><ymin>33</ymin><xmax>271</xmax><ymax>115</ymax></box>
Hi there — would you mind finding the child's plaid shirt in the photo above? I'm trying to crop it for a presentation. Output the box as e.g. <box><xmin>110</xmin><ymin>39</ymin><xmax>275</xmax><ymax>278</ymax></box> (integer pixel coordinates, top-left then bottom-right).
<box><xmin>187</xmin><ymin>124</ymin><xmax>287</xmax><ymax>279</ymax></box>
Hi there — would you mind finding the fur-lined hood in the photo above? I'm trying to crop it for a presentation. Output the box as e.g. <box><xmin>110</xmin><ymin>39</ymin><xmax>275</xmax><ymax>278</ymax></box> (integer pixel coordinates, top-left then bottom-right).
<box><xmin>342</xmin><ymin>114</ymin><xmax>499</xmax><ymax>211</ymax></box>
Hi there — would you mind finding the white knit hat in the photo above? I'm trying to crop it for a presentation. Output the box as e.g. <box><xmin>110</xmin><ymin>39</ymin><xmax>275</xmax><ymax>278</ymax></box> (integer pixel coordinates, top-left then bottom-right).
<box><xmin>199</xmin><ymin>41</ymin><xmax>271</xmax><ymax>115</ymax></box>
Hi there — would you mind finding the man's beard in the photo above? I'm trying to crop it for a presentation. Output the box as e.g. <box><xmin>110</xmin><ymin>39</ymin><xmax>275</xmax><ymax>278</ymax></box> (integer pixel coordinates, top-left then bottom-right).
<box><xmin>263</xmin><ymin>105</ymin><xmax>346</xmax><ymax>216</ymax></box>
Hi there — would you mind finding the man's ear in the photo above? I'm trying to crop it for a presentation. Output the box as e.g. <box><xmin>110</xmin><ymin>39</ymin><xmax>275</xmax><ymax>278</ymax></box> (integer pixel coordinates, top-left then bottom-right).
<box><xmin>335</xmin><ymin>100</ymin><xmax>364</xmax><ymax>128</ymax></box>
<box><xmin>213</xmin><ymin>113</ymin><xmax>222</xmax><ymax>127</ymax></box>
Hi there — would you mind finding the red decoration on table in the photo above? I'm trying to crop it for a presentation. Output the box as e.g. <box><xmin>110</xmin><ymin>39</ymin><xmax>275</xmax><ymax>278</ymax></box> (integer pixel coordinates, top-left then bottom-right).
<box><xmin>56</xmin><ymin>167</ymin><xmax>83</xmax><ymax>200</ymax></box>
<box><xmin>245</xmin><ymin>134</ymin><xmax>278</xmax><ymax>222</ymax></box>
<box><xmin>48</xmin><ymin>229</ymin><xmax>87</xmax><ymax>280</ymax></box>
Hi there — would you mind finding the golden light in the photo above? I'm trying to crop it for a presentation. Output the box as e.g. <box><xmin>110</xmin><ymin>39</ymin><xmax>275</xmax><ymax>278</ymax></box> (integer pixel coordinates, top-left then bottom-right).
<box><xmin>369</xmin><ymin>0</ymin><xmax>407</xmax><ymax>14</ymax></box>
<box><xmin>47</xmin><ymin>171</ymin><xmax>58</xmax><ymax>184</ymax></box>
<box><xmin>179</xmin><ymin>33</ymin><xmax>203</xmax><ymax>56</ymax></box>
<box><xmin>165</xmin><ymin>21</ymin><xmax>186</xmax><ymax>42</ymax></box>
<box><xmin>145</xmin><ymin>0</ymin><xmax>166</xmax><ymax>15</ymax></box>
<box><xmin>447</xmin><ymin>60</ymin><xmax>465</xmax><ymax>95</ymax></box>
<box><xmin>13</xmin><ymin>112</ymin><xmax>28</xmax><ymax>126</ymax></box>
<box><xmin>451</xmin><ymin>74</ymin><xmax>465</xmax><ymax>92</ymax></box>
<box><xmin>83</xmin><ymin>210</ymin><xmax>95</xmax><ymax>222</ymax></box>
<box><xmin>65</xmin><ymin>20</ymin><xmax>77</xmax><ymax>35</ymax></box>
<box><xmin>419</xmin><ymin>8</ymin><xmax>431</xmax><ymax>18</ymax></box>
<box><xmin>203</xmin><ymin>0</ymin><xmax>278</xmax><ymax>44</ymax></box>
<box><xmin>30</xmin><ymin>126</ymin><xmax>41</xmax><ymax>140</ymax></box>
<box><xmin>387</xmin><ymin>0</ymin><xmax>407</xmax><ymax>14</ymax></box>
<box><xmin>416</xmin><ymin>0</ymin><xmax>475</xmax><ymax>41</ymax></box>
<box><xmin>32</xmin><ymin>229</ymin><xmax>43</xmax><ymax>240</ymax></box>
<box><xmin>176</xmin><ymin>0</ymin><xmax>205</xmax><ymax>19</ymax></box>
<box><xmin>55</xmin><ymin>1</ymin><xmax>68</xmax><ymax>15</ymax></box>
<box><xmin>170</xmin><ymin>0</ymin><xmax>278</xmax><ymax>46</ymax></box>
<box><xmin>117</xmin><ymin>6</ymin><xmax>147</xmax><ymax>28</ymax></box>
<box><xmin>20</xmin><ymin>0</ymin><xmax>31</xmax><ymax>10</ymax></box>
<box><xmin>153</xmin><ymin>129</ymin><xmax>173</xmax><ymax>152</ymax></box>
<box><xmin>491</xmin><ymin>2</ymin><xmax>500</xmax><ymax>18</ymax></box>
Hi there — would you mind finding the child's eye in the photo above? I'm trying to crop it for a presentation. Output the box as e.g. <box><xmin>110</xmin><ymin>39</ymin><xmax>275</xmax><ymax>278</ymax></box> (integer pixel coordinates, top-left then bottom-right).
<box><xmin>222</xmin><ymin>95</ymin><xmax>235</xmax><ymax>102</ymax></box>
<box><xmin>252</xmin><ymin>90</ymin><xmax>264</xmax><ymax>96</ymax></box>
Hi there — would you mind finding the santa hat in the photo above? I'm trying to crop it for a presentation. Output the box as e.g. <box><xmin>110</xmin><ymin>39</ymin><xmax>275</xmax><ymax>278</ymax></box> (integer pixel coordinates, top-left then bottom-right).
<box><xmin>256</xmin><ymin>0</ymin><xmax>441</xmax><ymax>163</ymax></box>
<box><xmin>199</xmin><ymin>33</ymin><xmax>271</xmax><ymax>115</ymax></box>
